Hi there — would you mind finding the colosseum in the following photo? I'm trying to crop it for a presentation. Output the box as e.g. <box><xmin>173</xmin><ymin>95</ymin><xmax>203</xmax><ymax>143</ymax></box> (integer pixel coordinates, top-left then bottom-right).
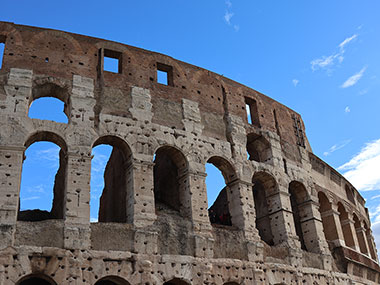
<box><xmin>0</xmin><ymin>22</ymin><xmax>378</xmax><ymax>284</ymax></box>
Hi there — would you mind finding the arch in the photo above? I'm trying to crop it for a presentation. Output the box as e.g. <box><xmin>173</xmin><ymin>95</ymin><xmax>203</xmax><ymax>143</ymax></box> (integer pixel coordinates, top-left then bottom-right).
<box><xmin>207</xmin><ymin>156</ymin><xmax>237</xmax><ymax>227</ymax></box>
<box><xmin>246</xmin><ymin>133</ymin><xmax>272</xmax><ymax>163</ymax></box>
<box><xmin>95</xmin><ymin>275</ymin><xmax>130</xmax><ymax>285</ymax></box>
<box><xmin>17</xmin><ymin>274</ymin><xmax>57</xmax><ymax>285</ymax></box>
<box><xmin>288</xmin><ymin>181</ymin><xmax>309</xmax><ymax>250</ymax></box>
<box><xmin>154</xmin><ymin>146</ymin><xmax>188</xmax><ymax>214</ymax></box>
<box><xmin>164</xmin><ymin>278</ymin><xmax>191</xmax><ymax>285</ymax></box>
<box><xmin>92</xmin><ymin>135</ymin><xmax>133</xmax><ymax>223</ymax></box>
<box><xmin>337</xmin><ymin>202</ymin><xmax>355</xmax><ymax>249</ymax></box>
<box><xmin>345</xmin><ymin>184</ymin><xmax>355</xmax><ymax>204</ymax></box>
<box><xmin>364</xmin><ymin>221</ymin><xmax>377</xmax><ymax>259</ymax></box>
<box><xmin>353</xmin><ymin>214</ymin><xmax>368</xmax><ymax>255</ymax></box>
<box><xmin>30</xmin><ymin>82</ymin><xmax>71</xmax><ymax>122</ymax></box>
<box><xmin>18</xmin><ymin>132</ymin><xmax>68</xmax><ymax>221</ymax></box>
<box><xmin>252</xmin><ymin>171</ymin><xmax>277</xmax><ymax>245</ymax></box>
<box><xmin>317</xmin><ymin>192</ymin><xmax>339</xmax><ymax>244</ymax></box>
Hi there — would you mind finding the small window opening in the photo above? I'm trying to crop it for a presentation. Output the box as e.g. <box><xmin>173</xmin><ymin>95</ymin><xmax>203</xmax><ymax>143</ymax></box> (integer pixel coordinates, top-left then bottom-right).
<box><xmin>157</xmin><ymin>62</ymin><xmax>173</xmax><ymax>86</ymax></box>
<box><xmin>28</xmin><ymin>97</ymin><xmax>68</xmax><ymax>123</ymax></box>
<box><xmin>0</xmin><ymin>36</ymin><xmax>5</xmax><ymax>69</ymax></box>
<box><xmin>246</xmin><ymin>133</ymin><xmax>272</xmax><ymax>163</ymax></box>
<box><xmin>206</xmin><ymin>160</ymin><xmax>232</xmax><ymax>227</ymax></box>
<box><xmin>245</xmin><ymin>97</ymin><xmax>260</xmax><ymax>127</ymax></box>
<box><xmin>103</xmin><ymin>49</ymin><xmax>122</xmax><ymax>73</ymax></box>
<box><xmin>18</xmin><ymin>141</ymin><xmax>65</xmax><ymax>221</ymax></box>
<box><xmin>292</xmin><ymin>114</ymin><xmax>305</xmax><ymax>147</ymax></box>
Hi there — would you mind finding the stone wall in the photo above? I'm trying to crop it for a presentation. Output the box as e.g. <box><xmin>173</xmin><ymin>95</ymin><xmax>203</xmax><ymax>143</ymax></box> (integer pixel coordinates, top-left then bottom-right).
<box><xmin>0</xmin><ymin>22</ymin><xmax>378</xmax><ymax>284</ymax></box>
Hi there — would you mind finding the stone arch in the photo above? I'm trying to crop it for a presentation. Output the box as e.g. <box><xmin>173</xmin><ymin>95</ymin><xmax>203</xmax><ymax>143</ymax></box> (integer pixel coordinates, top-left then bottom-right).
<box><xmin>364</xmin><ymin>221</ymin><xmax>377</xmax><ymax>259</ymax></box>
<box><xmin>246</xmin><ymin>133</ymin><xmax>272</xmax><ymax>163</ymax></box>
<box><xmin>16</xmin><ymin>274</ymin><xmax>57</xmax><ymax>285</ymax></box>
<box><xmin>337</xmin><ymin>202</ymin><xmax>355</xmax><ymax>249</ymax></box>
<box><xmin>153</xmin><ymin>145</ymin><xmax>189</xmax><ymax>214</ymax></box>
<box><xmin>252</xmin><ymin>171</ymin><xmax>277</xmax><ymax>245</ymax></box>
<box><xmin>30</xmin><ymin>30</ymin><xmax>83</xmax><ymax>53</ymax></box>
<box><xmin>288</xmin><ymin>181</ymin><xmax>309</xmax><ymax>250</ymax></box>
<box><xmin>318</xmin><ymin>192</ymin><xmax>339</xmax><ymax>244</ymax></box>
<box><xmin>353</xmin><ymin>214</ymin><xmax>368</xmax><ymax>255</ymax></box>
<box><xmin>92</xmin><ymin>135</ymin><xmax>133</xmax><ymax>223</ymax></box>
<box><xmin>18</xmin><ymin>131</ymin><xmax>68</xmax><ymax>221</ymax></box>
<box><xmin>207</xmin><ymin>156</ymin><xmax>238</xmax><ymax>227</ymax></box>
<box><xmin>345</xmin><ymin>184</ymin><xmax>355</xmax><ymax>204</ymax></box>
<box><xmin>164</xmin><ymin>278</ymin><xmax>191</xmax><ymax>285</ymax></box>
<box><xmin>95</xmin><ymin>275</ymin><xmax>131</xmax><ymax>285</ymax></box>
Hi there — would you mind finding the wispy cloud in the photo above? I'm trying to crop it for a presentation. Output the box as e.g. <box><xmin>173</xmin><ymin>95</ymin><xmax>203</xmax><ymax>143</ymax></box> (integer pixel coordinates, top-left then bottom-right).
<box><xmin>341</xmin><ymin>66</ymin><xmax>367</xmax><ymax>88</ymax></box>
<box><xmin>311</xmin><ymin>34</ymin><xmax>358</xmax><ymax>72</ymax></box>
<box><xmin>22</xmin><ymin>196</ymin><xmax>40</xmax><ymax>202</ymax></box>
<box><xmin>345</xmin><ymin>106</ymin><xmax>350</xmax><ymax>113</ymax></box>
<box><xmin>323</xmin><ymin>139</ymin><xmax>351</xmax><ymax>156</ymax></box>
<box><xmin>292</xmin><ymin>79</ymin><xmax>299</xmax><ymax>87</ymax></box>
<box><xmin>224</xmin><ymin>1</ymin><xmax>239</xmax><ymax>31</ymax></box>
<box><xmin>338</xmin><ymin>138</ymin><xmax>380</xmax><ymax>191</ymax></box>
<box><xmin>26</xmin><ymin>184</ymin><xmax>46</xmax><ymax>194</ymax></box>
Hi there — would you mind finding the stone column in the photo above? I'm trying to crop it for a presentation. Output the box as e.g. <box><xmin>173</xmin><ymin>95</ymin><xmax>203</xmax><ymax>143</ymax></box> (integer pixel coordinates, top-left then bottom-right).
<box><xmin>71</xmin><ymin>75</ymin><xmax>96</xmax><ymax>124</ymax></box>
<box><xmin>297</xmin><ymin>197</ymin><xmax>329</xmax><ymax>254</ymax></box>
<box><xmin>321</xmin><ymin>204</ymin><xmax>346</xmax><ymax>248</ymax></box>
<box><xmin>0</xmin><ymin>146</ymin><xmax>24</xmax><ymax>248</ymax></box>
<box><xmin>63</xmin><ymin>151</ymin><xmax>91</xmax><ymax>249</ymax></box>
<box><xmin>266</xmin><ymin>186</ymin><xmax>300</xmax><ymax>247</ymax></box>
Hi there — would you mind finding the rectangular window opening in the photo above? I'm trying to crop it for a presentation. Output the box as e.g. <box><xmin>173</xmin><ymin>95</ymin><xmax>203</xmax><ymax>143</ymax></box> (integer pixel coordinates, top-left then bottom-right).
<box><xmin>0</xmin><ymin>35</ymin><xmax>6</xmax><ymax>70</ymax></box>
<box><xmin>103</xmin><ymin>49</ymin><xmax>122</xmax><ymax>74</ymax></box>
<box><xmin>245</xmin><ymin>97</ymin><xmax>260</xmax><ymax>127</ymax></box>
<box><xmin>157</xmin><ymin>62</ymin><xmax>173</xmax><ymax>86</ymax></box>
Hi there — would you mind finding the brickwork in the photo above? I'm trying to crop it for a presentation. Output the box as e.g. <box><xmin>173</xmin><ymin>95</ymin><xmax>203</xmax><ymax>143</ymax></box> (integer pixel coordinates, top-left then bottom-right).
<box><xmin>0</xmin><ymin>22</ymin><xmax>379</xmax><ymax>284</ymax></box>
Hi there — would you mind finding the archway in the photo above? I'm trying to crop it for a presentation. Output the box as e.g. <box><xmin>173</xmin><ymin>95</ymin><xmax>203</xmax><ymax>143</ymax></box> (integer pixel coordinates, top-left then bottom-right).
<box><xmin>353</xmin><ymin>214</ymin><xmax>368</xmax><ymax>255</ymax></box>
<box><xmin>17</xmin><ymin>274</ymin><xmax>56</xmax><ymax>285</ymax></box>
<box><xmin>29</xmin><ymin>82</ymin><xmax>70</xmax><ymax>123</ymax></box>
<box><xmin>18</xmin><ymin>132</ymin><xmax>67</xmax><ymax>221</ymax></box>
<box><xmin>252</xmin><ymin>171</ymin><xmax>277</xmax><ymax>245</ymax></box>
<box><xmin>91</xmin><ymin>136</ymin><xmax>132</xmax><ymax>223</ymax></box>
<box><xmin>337</xmin><ymin>203</ymin><xmax>355</xmax><ymax>249</ymax></box>
<box><xmin>164</xmin><ymin>278</ymin><xmax>190</xmax><ymax>285</ymax></box>
<box><xmin>246</xmin><ymin>133</ymin><xmax>272</xmax><ymax>163</ymax></box>
<box><xmin>288</xmin><ymin>181</ymin><xmax>308</xmax><ymax>250</ymax></box>
<box><xmin>206</xmin><ymin>156</ymin><xmax>237</xmax><ymax>227</ymax></box>
<box><xmin>95</xmin><ymin>276</ymin><xmax>130</xmax><ymax>285</ymax></box>
<box><xmin>153</xmin><ymin>146</ymin><xmax>188</xmax><ymax>215</ymax></box>
<box><xmin>345</xmin><ymin>185</ymin><xmax>355</xmax><ymax>204</ymax></box>
<box><xmin>318</xmin><ymin>192</ymin><xmax>339</xmax><ymax>244</ymax></box>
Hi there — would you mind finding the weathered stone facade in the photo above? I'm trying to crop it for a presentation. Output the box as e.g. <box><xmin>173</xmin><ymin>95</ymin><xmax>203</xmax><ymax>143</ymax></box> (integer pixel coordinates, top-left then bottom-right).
<box><xmin>0</xmin><ymin>22</ymin><xmax>378</xmax><ymax>284</ymax></box>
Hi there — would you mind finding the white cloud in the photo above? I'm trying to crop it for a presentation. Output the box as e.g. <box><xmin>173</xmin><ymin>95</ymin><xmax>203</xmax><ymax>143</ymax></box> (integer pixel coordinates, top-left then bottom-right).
<box><xmin>224</xmin><ymin>11</ymin><xmax>234</xmax><ymax>25</ymax></box>
<box><xmin>323</xmin><ymin>139</ymin><xmax>351</xmax><ymax>156</ymax></box>
<box><xmin>311</xmin><ymin>34</ymin><xmax>358</xmax><ymax>72</ymax></box>
<box><xmin>359</xmin><ymin>89</ymin><xmax>368</xmax><ymax>95</ymax></box>
<box><xmin>225</xmin><ymin>0</ymin><xmax>232</xmax><ymax>8</ymax></box>
<box><xmin>90</xmin><ymin>217</ymin><xmax>98</xmax><ymax>223</ymax></box>
<box><xmin>345</xmin><ymin>106</ymin><xmax>350</xmax><ymax>113</ymax></box>
<box><xmin>338</xmin><ymin>139</ymin><xmax>380</xmax><ymax>191</ymax></box>
<box><xmin>233</xmin><ymin>25</ymin><xmax>240</xmax><ymax>32</ymax></box>
<box><xmin>22</xmin><ymin>196</ymin><xmax>40</xmax><ymax>202</ymax></box>
<box><xmin>341</xmin><ymin>66</ymin><xmax>367</xmax><ymax>88</ymax></box>
<box><xmin>371</xmin><ymin>221</ymin><xmax>380</xmax><ymax>253</ymax></box>
<box><xmin>292</xmin><ymin>79</ymin><xmax>299</xmax><ymax>87</ymax></box>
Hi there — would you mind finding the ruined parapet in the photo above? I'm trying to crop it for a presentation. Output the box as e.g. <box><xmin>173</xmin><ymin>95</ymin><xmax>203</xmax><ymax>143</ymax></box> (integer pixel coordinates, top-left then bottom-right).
<box><xmin>0</xmin><ymin>22</ymin><xmax>378</xmax><ymax>284</ymax></box>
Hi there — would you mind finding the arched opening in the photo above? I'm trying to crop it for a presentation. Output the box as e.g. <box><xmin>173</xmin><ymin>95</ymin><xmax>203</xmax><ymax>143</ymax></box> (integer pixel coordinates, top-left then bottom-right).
<box><xmin>246</xmin><ymin>133</ymin><xmax>272</xmax><ymax>163</ymax></box>
<box><xmin>337</xmin><ymin>202</ymin><xmax>355</xmax><ymax>249</ymax></box>
<box><xmin>353</xmin><ymin>214</ymin><xmax>368</xmax><ymax>255</ymax></box>
<box><xmin>289</xmin><ymin>181</ymin><xmax>308</xmax><ymax>250</ymax></box>
<box><xmin>29</xmin><ymin>83</ymin><xmax>70</xmax><ymax>123</ymax></box>
<box><xmin>364</xmin><ymin>222</ymin><xmax>377</xmax><ymax>260</ymax></box>
<box><xmin>91</xmin><ymin>136</ymin><xmax>132</xmax><ymax>223</ymax></box>
<box><xmin>164</xmin><ymin>278</ymin><xmax>190</xmax><ymax>285</ymax></box>
<box><xmin>95</xmin><ymin>276</ymin><xmax>130</xmax><ymax>285</ymax></box>
<box><xmin>153</xmin><ymin>146</ymin><xmax>188</xmax><ymax>215</ymax></box>
<box><xmin>18</xmin><ymin>132</ymin><xmax>67</xmax><ymax>221</ymax></box>
<box><xmin>252</xmin><ymin>171</ymin><xmax>276</xmax><ymax>245</ymax></box>
<box><xmin>206</xmin><ymin>156</ymin><xmax>237</xmax><ymax>227</ymax></box>
<box><xmin>345</xmin><ymin>185</ymin><xmax>355</xmax><ymax>204</ymax></box>
<box><xmin>317</xmin><ymin>192</ymin><xmax>338</xmax><ymax>244</ymax></box>
<box><xmin>17</xmin><ymin>274</ymin><xmax>56</xmax><ymax>285</ymax></box>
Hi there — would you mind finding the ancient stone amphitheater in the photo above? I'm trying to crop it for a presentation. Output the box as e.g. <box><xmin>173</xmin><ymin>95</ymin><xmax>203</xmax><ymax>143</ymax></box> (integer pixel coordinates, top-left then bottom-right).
<box><xmin>0</xmin><ymin>22</ymin><xmax>378</xmax><ymax>284</ymax></box>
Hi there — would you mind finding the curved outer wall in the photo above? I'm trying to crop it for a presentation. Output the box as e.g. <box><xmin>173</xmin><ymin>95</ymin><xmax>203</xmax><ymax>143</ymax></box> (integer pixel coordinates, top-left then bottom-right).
<box><xmin>0</xmin><ymin>22</ymin><xmax>378</xmax><ymax>284</ymax></box>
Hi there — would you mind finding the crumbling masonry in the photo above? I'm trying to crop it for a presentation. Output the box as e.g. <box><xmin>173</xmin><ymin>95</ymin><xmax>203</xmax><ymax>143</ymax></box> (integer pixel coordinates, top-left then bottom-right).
<box><xmin>0</xmin><ymin>22</ymin><xmax>379</xmax><ymax>284</ymax></box>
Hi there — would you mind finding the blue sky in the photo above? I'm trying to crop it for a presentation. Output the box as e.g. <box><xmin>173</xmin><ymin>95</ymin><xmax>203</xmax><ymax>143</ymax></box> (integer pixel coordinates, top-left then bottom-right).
<box><xmin>2</xmin><ymin>1</ymin><xmax>380</xmax><ymax>249</ymax></box>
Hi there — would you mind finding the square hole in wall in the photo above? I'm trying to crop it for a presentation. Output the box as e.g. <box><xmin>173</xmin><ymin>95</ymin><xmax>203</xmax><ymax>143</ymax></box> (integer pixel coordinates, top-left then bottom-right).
<box><xmin>157</xmin><ymin>62</ymin><xmax>173</xmax><ymax>86</ymax></box>
<box><xmin>245</xmin><ymin>97</ymin><xmax>260</xmax><ymax>127</ymax></box>
<box><xmin>0</xmin><ymin>35</ymin><xmax>6</xmax><ymax>70</ymax></box>
<box><xmin>103</xmin><ymin>49</ymin><xmax>122</xmax><ymax>73</ymax></box>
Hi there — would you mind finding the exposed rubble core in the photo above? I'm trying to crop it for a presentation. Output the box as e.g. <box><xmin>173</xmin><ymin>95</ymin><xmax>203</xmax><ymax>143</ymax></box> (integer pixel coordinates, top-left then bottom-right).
<box><xmin>0</xmin><ymin>22</ymin><xmax>379</xmax><ymax>284</ymax></box>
